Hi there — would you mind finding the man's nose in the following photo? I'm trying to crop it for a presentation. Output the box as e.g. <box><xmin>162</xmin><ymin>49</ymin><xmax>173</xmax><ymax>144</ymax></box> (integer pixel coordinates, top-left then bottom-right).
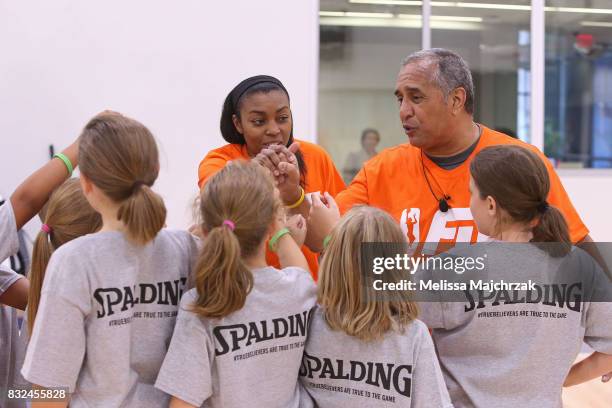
<box><xmin>399</xmin><ymin>100</ymin><xmax>415</xmax><ymax>120</ymax></box>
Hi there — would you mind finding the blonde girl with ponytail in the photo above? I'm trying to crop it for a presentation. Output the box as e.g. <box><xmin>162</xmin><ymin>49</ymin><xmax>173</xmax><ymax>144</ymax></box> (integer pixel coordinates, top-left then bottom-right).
<box><xmin>26</xmin><ymin>179</ymin><xmax>101</xmax><ymax>336</ymax></box>
<box><xmin>155</xmin><ymin>160</ymin><xmax>316</xmax><ymax>408</ymax></box>
<box><xmin>21</xmin><ymin>112</ymin><xmax>200</xmax><ymax>408</ymax></box>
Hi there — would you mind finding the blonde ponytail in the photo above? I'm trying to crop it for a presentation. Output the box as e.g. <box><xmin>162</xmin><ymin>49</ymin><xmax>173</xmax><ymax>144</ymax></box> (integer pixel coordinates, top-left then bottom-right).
<box><xmin>192</xmin><ymin>226</ymin><xmax>253</xmax><ymax>317</ymax></box>
<box><xmin>27</xmin><ymin>179</ymin><xmax>101</xmax><ymax>335</ymax></box>
<box><xmin>28</xmin><ymin>231</ymin><xmax>53</xmax><ymax>334</ymax></box>
<box><xmin>192</xmin><ymin>161</ymin><xmax>279</xmax><ymax>318</ymax></box>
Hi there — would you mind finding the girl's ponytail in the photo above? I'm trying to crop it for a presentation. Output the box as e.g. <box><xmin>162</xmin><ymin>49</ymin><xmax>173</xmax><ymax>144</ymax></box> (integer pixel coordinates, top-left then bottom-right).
<box><xmin>117</xmin><ymin>184</ymin><xmax>166</xmax><ymax>245</ymax></box>
<box><xmin>27</xmin><ymin>230</ymin><xmax>53</xmax><ymax>334</ymax></box>
<box><xmin>79</xmin><ymin>112</ymin><xmax>165</xmax><ymax>245</ymax></box>
<box><xmin>192</xmin><ymin>161</ymin><xmax>279</xmax><ymax>319</ymax></box>
<box><xmin>192</xmin><ymin>225</ymin><xmax>253</xmax><ymax>317</ymax></box>
<box><xmin>532</xmin><ymin>204</ymin><xmax>571</xmax><ymax>257</ymax></box>
<box><xmin>27</xmin><ymin>179</ymin><xmax>101</xmax><ymax>335</ymax></box>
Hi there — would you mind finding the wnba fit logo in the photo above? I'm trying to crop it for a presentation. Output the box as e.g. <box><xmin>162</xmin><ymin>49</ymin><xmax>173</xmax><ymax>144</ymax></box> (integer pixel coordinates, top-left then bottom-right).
<box><xmin>400</xmin><ymin>207</ymin><xmax>488</xmax><ymax>255</ymax></box>
<box><xmin>401</xmin><ymin>208</ymin><xmax>422</xmax><ymax>252</ymax></box>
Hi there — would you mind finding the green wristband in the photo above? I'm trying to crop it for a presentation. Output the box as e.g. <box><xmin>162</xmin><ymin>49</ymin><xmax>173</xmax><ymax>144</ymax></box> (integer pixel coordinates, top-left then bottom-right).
<box><xmin>269</xmin><ymin>228</ymin><xmax>291</xmax><ymax>252</ymax></box>
<box><xmin>323</xmin><ymin>235</ymin><xmax>332</xmax><ymax>249</ymax></box>
<box><xmin>53</xmin><ymin>153</ymin><xmax>74</xmax><ymax>176</ymax></box>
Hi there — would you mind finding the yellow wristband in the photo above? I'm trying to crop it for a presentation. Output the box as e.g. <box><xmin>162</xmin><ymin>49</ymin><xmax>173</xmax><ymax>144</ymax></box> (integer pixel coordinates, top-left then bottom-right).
<box><xmin>285</xmin><ymin>187</ymin><xmax>305</xmax><ymax>209</ymax></box>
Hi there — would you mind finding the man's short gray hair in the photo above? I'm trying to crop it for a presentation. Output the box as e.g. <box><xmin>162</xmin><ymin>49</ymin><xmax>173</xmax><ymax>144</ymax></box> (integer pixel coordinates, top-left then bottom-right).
<box><xmin>402</xmin><ymin>48</ymin><xmax>475</xmax><ymax>114</ymax></box>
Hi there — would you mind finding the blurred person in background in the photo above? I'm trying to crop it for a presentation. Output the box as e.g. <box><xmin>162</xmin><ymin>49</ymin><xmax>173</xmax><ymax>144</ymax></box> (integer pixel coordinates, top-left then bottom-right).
<box><xmin>342</xmin><ymin>128</ymin><xmax>380</xmax><ymax>184</ymax></box>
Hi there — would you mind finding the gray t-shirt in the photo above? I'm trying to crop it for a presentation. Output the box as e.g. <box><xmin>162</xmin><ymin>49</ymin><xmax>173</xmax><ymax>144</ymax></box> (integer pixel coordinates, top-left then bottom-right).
<box><xmin>155</xmin><ymin>266</ymin><xmax>317</xmax><ymax>408</ymax></box>
<box><xmin>418</xmin><ymin>243</ymin><xmax>612</xmax><ymax>408</ymax></box>
<box><xmin>425</xmin><ymin>136</ymin><xmax>480</xmax><ymax>171</ymax></box>
<box><xmin>0</xmin><ymin>202</ymin><xmax>24</xmax><ymax>408</ymax></box>
<box><xmin>12</xmin><ymin>312</ymin><xmax>28</xmax><ymax>388</ymax></box>
<box><xmin>21</xmin><ymin>229</ymin><xmax>200</xmax><ymax>408</ymax></box>
<box><xmin>0</xmin><ymin>202</ymin><xmax>19</xmax><ymax>262</ymax></box>
<box><xmin>300</xmin><ymin>306</ymin><xmax>453</xmax><ymax>408</ymax></box>
<box><xmin>0</xmin><ymin>265</ymin><xmax>25</xmax><ymax>408</ymax></box>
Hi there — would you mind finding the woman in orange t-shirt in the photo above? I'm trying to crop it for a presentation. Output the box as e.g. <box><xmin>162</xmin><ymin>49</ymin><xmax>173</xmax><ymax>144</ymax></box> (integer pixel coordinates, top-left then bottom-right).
<box><xmin>197</xmin><ymin>75</ymin><xmax>345</xmax><ymax>279</ymax></box>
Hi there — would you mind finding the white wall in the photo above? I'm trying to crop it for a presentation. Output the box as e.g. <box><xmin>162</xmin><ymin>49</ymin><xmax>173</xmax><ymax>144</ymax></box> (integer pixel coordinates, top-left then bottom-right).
<box><xmin>559</xmin><ymin>170</ymin><xmax>612</xmax><ymax>242</ymax></box>
<box><xmin>0</xmin><ymin>0</ymin><xmax>319</xmax><ymax>234</ymax></box>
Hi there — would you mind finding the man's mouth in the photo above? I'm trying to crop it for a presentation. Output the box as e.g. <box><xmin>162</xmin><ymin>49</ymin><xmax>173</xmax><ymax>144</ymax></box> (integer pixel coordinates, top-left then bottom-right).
<box><xmin>403</xmin><ymin>125</ymin><xmax>418</xmax><ymax>135</ymax></box>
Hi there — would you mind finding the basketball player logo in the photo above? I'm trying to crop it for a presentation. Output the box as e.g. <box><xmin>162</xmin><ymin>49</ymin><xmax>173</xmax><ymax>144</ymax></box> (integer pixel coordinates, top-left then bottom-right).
<box><xmin>400</xmin><ymin>208</ymin><xmax>420</xmax><ymax>251</ymax></box>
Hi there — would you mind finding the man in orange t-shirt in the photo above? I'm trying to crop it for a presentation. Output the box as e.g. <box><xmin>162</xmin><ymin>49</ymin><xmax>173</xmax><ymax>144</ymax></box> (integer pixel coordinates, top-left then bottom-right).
<box><xmin>334</xmin><ymin>49</ymin><xmax>591</xmax><ymax>253</ymax></box>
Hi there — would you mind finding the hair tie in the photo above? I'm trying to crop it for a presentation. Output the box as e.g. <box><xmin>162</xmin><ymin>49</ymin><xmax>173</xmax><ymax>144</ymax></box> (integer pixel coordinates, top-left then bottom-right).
<box><xmin>41</xmin><ymin>224</ymin><xmax>53</xmax><ymax>234</ymax></box>
<box><xmin>132</xmin><ymin>180</ymin><xmax>147</xmax><ymax>192</ymax></box>
<box><xmin>537</xmin><ymin>201</ymin><xmax>550</xmax><ymax>214</ymax></box>
<box><xmin>222</xmin><ymin>220</ymin><xmax>235</xmax><ymax>231</ymax></box>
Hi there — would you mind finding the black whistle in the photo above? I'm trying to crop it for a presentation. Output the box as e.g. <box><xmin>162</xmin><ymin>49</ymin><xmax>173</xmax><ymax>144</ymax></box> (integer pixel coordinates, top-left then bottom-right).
<box><xmin>439</xmin><ymin>197</ymin><xmax>450</xmax><ymax>213</ymax></box>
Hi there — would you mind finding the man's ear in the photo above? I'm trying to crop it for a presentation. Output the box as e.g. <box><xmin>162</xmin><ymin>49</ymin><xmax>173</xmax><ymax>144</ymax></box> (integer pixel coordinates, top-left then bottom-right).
<box><xmin>232</xmin><ymin>114</ymin><xmax>244</xmax><ymax>135</ymax></box>
<box><xmin>449</xmin><ymin>87</ymin><xmax>467</xmax><ymax>115</ymax></box>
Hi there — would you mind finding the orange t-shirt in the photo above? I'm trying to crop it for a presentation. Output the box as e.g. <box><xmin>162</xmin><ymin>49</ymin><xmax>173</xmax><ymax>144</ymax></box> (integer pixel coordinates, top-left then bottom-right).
<box><xmin>335</xmin><ymin>126</ymin><xmax>589</xmax><ymax>254</ymax></box>
<box><xmin>197</xmin><ymin>139</ymin><xmax>346</xmax><ymax>279</ymax></box>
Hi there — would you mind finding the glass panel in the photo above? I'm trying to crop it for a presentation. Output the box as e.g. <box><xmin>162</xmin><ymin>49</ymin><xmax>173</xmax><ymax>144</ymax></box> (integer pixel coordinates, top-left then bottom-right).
<box><xmin>431</xmin><ymin>0</ymin><xmax>531</xmax><ymax>142</ymax></box>
<box><xmin>546</xmin><ymin>0</ymin><xmax>612</xmax><ymax>168</ymax></box>
<box><xmin>319</xmin><ymin>0</ymin><xmax>422</xmax><ymax>184</ymax></box>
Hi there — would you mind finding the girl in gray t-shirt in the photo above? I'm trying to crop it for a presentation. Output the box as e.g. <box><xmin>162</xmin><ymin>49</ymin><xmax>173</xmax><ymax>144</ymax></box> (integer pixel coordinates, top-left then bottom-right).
<box><xmin>25</xmin><ymin>178</ymin><xmax>101</xmax><ymax>341</ymax></box>
<box><xmin>0</xmin><ymin>265</ymin><xmax>24</xmax><ymax>408</ymax></box>
<box><xmin>21</xmin><ymin>112</ymin><xmax>200</xmax><ymax>407</ymax></box>
<box><xmin>155</xmin><ymin>161</ymin><xmax>316</xmax><ymax>408</ymax></box>
<box><xmin>1</xmin><ymin>134</ymin><xmax>80</xmax><ymax>407</ymax></box>
<box><xmin>13</xmin><ymin>178</ymin><xmax>101</xmax><ymax>386</ymax></box>
<box><xmin>419</xmin><ymin>145</ymin><xmax>612</xmax><ymax>408</ymax></box>
<box><xmin>300</xmin><ymin>205</ymin><xmax>453</xmax><ymax>408</ymax></box>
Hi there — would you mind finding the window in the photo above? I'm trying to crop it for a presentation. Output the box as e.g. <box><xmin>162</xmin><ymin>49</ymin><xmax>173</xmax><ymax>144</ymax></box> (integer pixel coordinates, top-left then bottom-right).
<box><xmin>546</xmin><ymin>0</ymin><xmax>612</xmax><ymax>168</ymax></box>
<box><xmin>319</xmin><ymin>0</ymin><xmax>421</xmax><ymax>184</ymax></box>
<box><xmin>430</xmin><ymin>1</ymin><xmax>531</xmax><ymax>142</ymax></box>
<box><xmin>318</xmin><ymin>0</ymin><xmax>612</xmax><ymax>170</ymax></box>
